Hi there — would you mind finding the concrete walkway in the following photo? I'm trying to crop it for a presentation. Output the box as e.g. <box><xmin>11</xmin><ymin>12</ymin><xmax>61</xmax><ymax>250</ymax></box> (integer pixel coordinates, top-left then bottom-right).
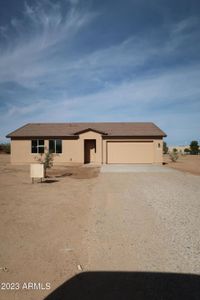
<box><xmin>101</xmin><ymin>164</ymin><xmax>176</xmax><ymax>173</ymax></box>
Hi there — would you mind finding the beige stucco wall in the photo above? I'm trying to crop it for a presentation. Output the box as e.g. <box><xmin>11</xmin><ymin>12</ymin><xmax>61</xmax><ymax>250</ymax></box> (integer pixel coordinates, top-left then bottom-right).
<box><xmin>10</xmin><ymin>131</ymin><xmax>103</xmax><ymax>165</ymax></box>
<box><xmin>10</xmin><ymin>134</ymin><xmax>163</xmax><ymax>165</ymax></box>
<box><xmin>11</xmin><ymin>139</ymin><xmax>82</xmax><ymax>165</ymax></box>
<box><xmin>153</xmin><ymin>140</ymin><xmax>163</xmax><ymax>163</ymax></box>
<box><xmin>78</xmin><ymin>131</ymin><xmax>102</xmax><ymax>164</ymax></box>
<box><xmin>11</xmin><ymin>139</ymin><xmax>34</xmax><ymax>164</ymax></box>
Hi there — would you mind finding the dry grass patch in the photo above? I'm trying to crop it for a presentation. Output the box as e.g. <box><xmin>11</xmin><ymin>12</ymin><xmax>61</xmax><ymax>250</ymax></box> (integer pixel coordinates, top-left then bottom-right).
<box><xmin>164</xmin><ymin>154</ymin><xmax>200</xmax><ymax>176</ymax></box>
<box><xmin>47</xmin><ymin>164</ymin><xmax>101</xmax><ymax>179</ymax></box>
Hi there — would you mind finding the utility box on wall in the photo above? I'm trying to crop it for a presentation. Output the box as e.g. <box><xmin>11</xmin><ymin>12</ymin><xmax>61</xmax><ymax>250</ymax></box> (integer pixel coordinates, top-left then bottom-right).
<box><xmin>30</xmin><ymin>164</ymin><xmax>44</xmax><ymax>183</ymax></box>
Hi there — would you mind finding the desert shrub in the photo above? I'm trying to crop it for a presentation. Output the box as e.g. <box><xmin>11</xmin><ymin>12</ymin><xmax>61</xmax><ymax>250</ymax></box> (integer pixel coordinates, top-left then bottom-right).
<box><xmin>163</xmin><ymin>142</ymin><xmax>168</xmax><ymax>154</ymax></box>
<box><xmin>179</xmin><ymin>150</ymin><xmax>183</xmax><ymax>155</ymax></box>
<box><xmin>169</xmin><ymin>151</ymin><xmax>179</xmax><ymax>162</ymax></box>
<box><xmin>35</xmin><ymin>151</ymin><xmax>54</xmax><ymax>177</ymax></box>
<box><xmin>184</xmin><ymin>148</ymin><xmax>190</xmax><ymax>154</ymax></box>
<box><xmin>0</xmin><ymin>143</ymin><xmax>11</xmax><ymax>154</ymax></box>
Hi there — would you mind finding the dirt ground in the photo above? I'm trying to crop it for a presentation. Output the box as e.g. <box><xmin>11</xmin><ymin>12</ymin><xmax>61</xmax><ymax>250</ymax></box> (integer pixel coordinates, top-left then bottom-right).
<box><xmin>0</xmin><ymin>155</ymin><xmax>100</xmax><ymax>300</ymax></box>
<box><xmin>0</xmin><ymin>154</ymin><xmax>200</xmax><ymax>299</ymax></box>
<box><xmin>164</xmin><ymin>154</ymin><xmax>200</xmax><ymax>176</ymax></box>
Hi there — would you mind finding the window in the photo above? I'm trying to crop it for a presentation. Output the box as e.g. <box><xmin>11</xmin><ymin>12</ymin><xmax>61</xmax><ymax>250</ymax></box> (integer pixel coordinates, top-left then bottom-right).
<box><xmin>49</xmin><ymin>139</ymin><xmax>62</xmax><ymax>153</ymax></box>
<box><xmin>31</xmin><ymin>139</ymin><xmax>45</xmax><ymax>153</ymax></box>
<box><xmin>158</xmin><ymin>143</ymin><xmax>161</xmax><ymax>148</ymax></box>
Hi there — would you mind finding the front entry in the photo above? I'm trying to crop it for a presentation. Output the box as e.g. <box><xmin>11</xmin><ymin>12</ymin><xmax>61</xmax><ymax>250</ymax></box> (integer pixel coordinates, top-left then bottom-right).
<box><xmin>84</xmin><ymin>139</ymin><xmax>96</xmax><ymax>163</ymax></box>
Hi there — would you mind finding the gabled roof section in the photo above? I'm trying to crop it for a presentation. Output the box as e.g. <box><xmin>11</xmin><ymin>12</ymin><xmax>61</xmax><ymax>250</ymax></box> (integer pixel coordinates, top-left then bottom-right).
<box><xmin>74</xmin><ymin>128</ymin><xmax>108</xmax><ymax>135</ymax></box>
<box><xmin>6</xmin><ymin>122</ymin><xmax>167</xmax><ymax>138</ymax></box>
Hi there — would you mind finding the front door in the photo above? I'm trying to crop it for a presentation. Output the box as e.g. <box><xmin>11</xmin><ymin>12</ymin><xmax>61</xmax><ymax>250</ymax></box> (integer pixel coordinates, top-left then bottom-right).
<box><xmin>84</xmin><ymin>140</ymin><xmax>96</xmax><ymax>163</ymax></box>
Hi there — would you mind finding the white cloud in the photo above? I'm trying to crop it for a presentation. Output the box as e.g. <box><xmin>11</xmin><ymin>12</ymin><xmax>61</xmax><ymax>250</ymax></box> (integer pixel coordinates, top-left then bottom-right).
<box><xmin>0</xmin><ymin>4</ymin><xmax>198</xmax><ymax>89</ymax></box>
<box><xmin>1</xmin><ymin>62</ymin><xmax>200</xmax><ymax>144</ymax></box>
<box><xmin>0</xmin><ymin>0</ymin><xmax>94</xmax><ymax>85</ymax></box>
<box><xmin>6</xmin><ymin>101</ymin><xmax>46</xmax><ymax>117</ymax></box>
<box><xmin>171</xmin><ymin>16</ymin><xmax>199</xmax><ymax>35</ymax></box>
<box><xmin>0</xmin><ymin>3</ymin><xmax>200</xmax><ymax>144</ymax></box>
<box><xmin>4</xmin><ymin>63</ymin><xmax>199</xmax><ymax>126</ymax></box>
<box><xmin>0</xmin><ymin>25</ymin><xmax>8</xmax><ymax>38</ymax></box>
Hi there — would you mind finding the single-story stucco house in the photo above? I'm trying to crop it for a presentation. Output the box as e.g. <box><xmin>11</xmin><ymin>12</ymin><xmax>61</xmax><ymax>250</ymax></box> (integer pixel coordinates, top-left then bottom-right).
<box><xmin>6</xmin><ymin>122</ymin><xmax>167</xmax><ymax>165</ymax></box>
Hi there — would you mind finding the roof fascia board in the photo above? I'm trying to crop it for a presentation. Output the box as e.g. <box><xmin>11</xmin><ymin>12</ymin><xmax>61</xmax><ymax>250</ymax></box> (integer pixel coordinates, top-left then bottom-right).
<box><xmin>9</xmin><ymin>136</ymin><xmax>79</xmax><ymax>140</ymax></box>
<box><xmin>102</xmin><ymin>135</ymin><xmax>166</xmax><ymax>139</ymax></box>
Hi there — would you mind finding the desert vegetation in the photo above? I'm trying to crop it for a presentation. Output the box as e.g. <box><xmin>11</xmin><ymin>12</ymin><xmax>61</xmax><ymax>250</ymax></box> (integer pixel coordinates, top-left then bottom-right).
<box><xmin>0</xmin><ymin>143</ymin><xmax>10</xmax><ymax>154</ymax></box>
<box><xmin>35</xmin><ymin>151</ymin><xmax>54</xmax><ymax>177</ymax></box>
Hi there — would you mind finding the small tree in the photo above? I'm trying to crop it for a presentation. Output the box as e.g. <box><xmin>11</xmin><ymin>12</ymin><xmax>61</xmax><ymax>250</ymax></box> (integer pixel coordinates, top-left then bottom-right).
<box><xmin>190</xmin><ymin>141</ymin><xmax>199</xmax><ymax>155</ymax></box>
<box><xmin>169</xmin><ymin>151</ymin><xmax>179</xmax><ymax>162</ymax></box>
<box><xmin>35</xmin><ymin>152</ymin><xmax>54</xmax><ymax>177</ymax></box>
<box><xmin>173</xmin><ymin>148</ymin><xmax>178</xmax><ymax>153</ymax></box>
<box><xmin>163</xmin><ymin>142</ymin><xmax>168</xmax><ymax>154</ymax></box>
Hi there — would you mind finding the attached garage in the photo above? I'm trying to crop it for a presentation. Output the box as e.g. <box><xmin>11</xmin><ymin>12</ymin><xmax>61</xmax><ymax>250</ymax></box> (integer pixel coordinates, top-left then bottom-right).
<box><xmin>107</xmin><ymin>141</ymin><xmax>154</xmax><ymax>164</ymax></box>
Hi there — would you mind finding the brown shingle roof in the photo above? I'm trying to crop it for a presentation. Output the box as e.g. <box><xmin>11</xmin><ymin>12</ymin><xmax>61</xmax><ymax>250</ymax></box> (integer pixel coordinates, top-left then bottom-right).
<box><xmin>6</xmin><ymin>122</ymin><xmax>167</xmax><ymax>138</ymax></box>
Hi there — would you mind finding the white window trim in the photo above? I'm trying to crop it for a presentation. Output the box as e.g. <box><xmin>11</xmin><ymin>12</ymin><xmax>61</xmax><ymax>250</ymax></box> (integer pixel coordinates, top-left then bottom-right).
<box><xmin>49</xmin><ymin>139</ymin><xmax>62</xmax><ymax>154</ymax></box>
<box><xmin>31</xmin><ymin>139</ymin><xmax>45</xmax><ymax>154</ymax></box>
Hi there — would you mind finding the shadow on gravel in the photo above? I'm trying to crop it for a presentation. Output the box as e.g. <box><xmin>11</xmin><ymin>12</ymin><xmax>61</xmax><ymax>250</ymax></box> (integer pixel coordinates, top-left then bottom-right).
<box><xmin>41</xmin><ymin>179</ymin><xmax>59</xmax><ymax>184</ymax></box>
<box><xmin>44</xmin><ymin>271</ymin><xmax>200</xmax><ymax>300</ymax></box>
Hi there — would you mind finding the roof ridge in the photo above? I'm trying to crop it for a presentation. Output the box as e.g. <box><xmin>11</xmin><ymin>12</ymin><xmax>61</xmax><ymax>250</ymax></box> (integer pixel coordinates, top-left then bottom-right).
<box><xmin>25</xmin><ymin>121</ymin><xmax>156</xmax><ymax>124</ymax></box>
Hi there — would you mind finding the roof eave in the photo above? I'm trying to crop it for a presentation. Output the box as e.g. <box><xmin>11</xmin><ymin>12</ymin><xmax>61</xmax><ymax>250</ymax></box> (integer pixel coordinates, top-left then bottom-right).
<box><xmin>102</xmin><ymin>134</ymin><xmax>167</xmax><ymax>138</ymax></box>
<box><xmin>8</xmin><ymin>135</ymin><xmax>79</xmax><ymax>139</ymax></box>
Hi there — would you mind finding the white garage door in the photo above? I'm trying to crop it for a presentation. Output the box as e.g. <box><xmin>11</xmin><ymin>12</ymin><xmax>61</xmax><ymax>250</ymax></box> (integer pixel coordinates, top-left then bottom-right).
<box><xmin>107</xmin><ymin>141</ymin><xmax>154</xmax><ymax>164</ymax></box>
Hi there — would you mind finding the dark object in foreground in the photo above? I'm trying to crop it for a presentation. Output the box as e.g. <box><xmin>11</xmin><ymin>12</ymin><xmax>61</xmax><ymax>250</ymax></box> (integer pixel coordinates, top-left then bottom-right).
<box><xmin>0</xmin><ymin>143</ymin><xmax>10</xmax><ymax>154</ymax></box>
<box><xmin>44</xmin><ymin>271</ymin><xmax>200</xmax><ymax>300</ymax></box>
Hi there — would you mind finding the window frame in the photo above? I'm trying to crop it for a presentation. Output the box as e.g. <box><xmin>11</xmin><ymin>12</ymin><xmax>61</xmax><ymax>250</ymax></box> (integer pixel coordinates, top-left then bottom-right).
<box><xmin>31</xmin><ymin>139</ymin><xmax>45</xmax><ymax>154</ymax></box>
<box><xmin>49</xmin><ymin>139</ymin><xmax>62</xmax><ymax>154</ymax></box>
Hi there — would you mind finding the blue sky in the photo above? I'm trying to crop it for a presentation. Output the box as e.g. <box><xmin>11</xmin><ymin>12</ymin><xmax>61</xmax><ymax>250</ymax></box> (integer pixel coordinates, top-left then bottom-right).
<box><xmin>0</xmin><ymin>0</ymin><xmax>200</xmax><ymax>145</ymax></box>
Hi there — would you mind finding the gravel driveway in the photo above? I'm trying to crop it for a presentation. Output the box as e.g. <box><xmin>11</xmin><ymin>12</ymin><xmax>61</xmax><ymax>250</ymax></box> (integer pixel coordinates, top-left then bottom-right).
<box><xmin>1</xmin><ymin>154</ymin><xmax>200</xmax><ymax>299</ymax></box>
<box><xmin>85</xmin><ymin>169</ymin><xmax>200</xmax><ymax>274</ymax></box>
<box><xmin>101</xmin><ymin>164</ymin><xmax>175</xmax><ymax>173</ymax></box>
